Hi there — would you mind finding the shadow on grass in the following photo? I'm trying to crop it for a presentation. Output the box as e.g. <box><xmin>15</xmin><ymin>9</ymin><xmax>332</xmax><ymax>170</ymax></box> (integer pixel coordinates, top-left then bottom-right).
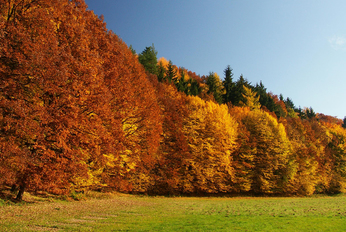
<box><xmin>2</xmin><ymin>185</ymin><xmax>346</xmax><ymax>207</ymax></box>
<box><xmin>0</xmin><ymin>185</ymin><xmax>66</xmax><ymax>205</ymax></box>
<box><xmin>0</xmin><ymin>186</ymin><xmax>118</xmax><ymax>206</ymax></box>
<box><xmin>130</xmin><ymin>190</ymin><xmax>346</xmax><ymax>200</ymax></box>
<box><xmin>0</xmin><ymin>185</ymin><xmax>19</xmax><ymax>205</ymax></box>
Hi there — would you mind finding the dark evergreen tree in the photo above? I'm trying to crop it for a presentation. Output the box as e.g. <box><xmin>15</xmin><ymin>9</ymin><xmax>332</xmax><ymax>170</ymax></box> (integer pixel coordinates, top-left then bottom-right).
<box><xmin>232</xmin><ymin>74</ymin><xmax>251</xmax><ymax>106</ymax></box>
<box><xmin>297</xmin><ymin>106</ymin><xmax>307</xmax><ymax>119</ymax></box>
<box><xmin>284</xmin><ymin>97</ymin><xmax>295</xmax><ymax>110</ymax></box>
<box><xmin>138</xmin><ymin>44</ymin><xmax>158</xmax><ymax>75</ymax></box>
<box><xmin>343</xmin><ymin>117</ymin><xmax>346</xmax><ymax>129</ymax></box>
<box><xmin>273</xmin><ymin>101</ymin><xmax>286</xmax><ymax>118</ymax></box>
<box><xmin>223</xmin><ymin>65</ymin><xmax>235</xmax><ymax>104</ymax></box>
<box><xmin>175</xmin><ymin>68</ymin><xmax>187</xmax><ymax>92</ymax></box>
<box><xmin>252</xmin><ymin>82</ymin><xmax>287</xmax><ymax>118</ymax></box>
<box><xmin>189</xmin><ymin>79</ymin><xmax>200</xmax><ymax>96</ymax></box>
<box><xmin>157</xmin><ymin>62</ymin><xmax>166</xmax><ymax>82</ymax></box>
<box><xmin>165</xmin><ymin>60</ymin><xmax>177</xmax><ymax>83</ymax></box>
<box><xmin>279</xmin><ymin>94</ymin><xmax>284</xmax><ymax>101</ymax></box>
<box><xmin>129</xmin><ymin>45</ymin><xmax>136</xmax><ymax>55</ymax></box>
<box><xmin>283</xmin><ymin>97</ymin><xmax>298</xmax><ymax>118</ymax></box>
<box><xmin>306</xmin><ymin>107</ymin><xmax>316</xmax><ymax>119</ymax></box>
<box><xmin>206</xmin><ymin>72</ymin><xmax>224</xmax><ymax>104</ymax></box>
<box><xmin>254</xmin><ymin>81</ymin><xmax>273</xmax><ymax>109</ymax></box>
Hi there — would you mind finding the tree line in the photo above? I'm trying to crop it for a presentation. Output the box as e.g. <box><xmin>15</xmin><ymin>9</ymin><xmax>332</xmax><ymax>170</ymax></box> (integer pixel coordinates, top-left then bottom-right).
<box><xmin>1</xmin><ymin>0</ymin><xmax>346</xmax><ymax>201</ymax></box>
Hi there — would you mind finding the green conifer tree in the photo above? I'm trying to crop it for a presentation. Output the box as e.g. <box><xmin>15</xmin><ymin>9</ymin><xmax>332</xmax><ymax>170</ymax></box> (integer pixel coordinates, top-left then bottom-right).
<box><xmin>223</xmin><ymin>65</ymin><xmax>235</xmax><ymax>104</ymax></box>
<box><xmin>157</xmin><ymin>62</ymin><xmax>166</xmax><ymax>82</ymax></box>
<box><xmin>189</xmin><ymin>79</ymin><xmax>200</xmax><ymax>96</ymax></box>
<box><xmin>175</xmin><ymin>68</ymin><xmax>187</xmax><ymax>92</ymax></box>
<box><xmin>165</xmin><ymin>60</ymin><xmax>176</xmax><ymax>83</ymax></box>
<box><xmin>206</xmin><ymin>72</ymin><xmax>224</xmax><ymax>104</ymax></box>
<box><xmin>233</xmin><ymin>74</ymin><xmax>251</xmax><ymax>106</ymax></box>
<box><xmin>138</xmin><ymin>44</ymin><xmax>158</xmax><ymax>75</ymax></box>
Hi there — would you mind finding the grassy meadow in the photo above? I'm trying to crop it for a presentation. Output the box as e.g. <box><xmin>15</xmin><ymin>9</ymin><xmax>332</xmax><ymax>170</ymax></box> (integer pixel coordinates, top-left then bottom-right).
<box><xmin>0</xmin><ymin>191</ymin><xmax>346</xmax><ymax>231</ymax></box>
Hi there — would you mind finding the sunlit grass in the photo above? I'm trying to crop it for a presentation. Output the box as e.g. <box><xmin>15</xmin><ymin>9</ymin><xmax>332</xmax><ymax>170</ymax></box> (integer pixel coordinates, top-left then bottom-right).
<box><xmin>1</xmin><ymin>192</ymin><xmax>346</xmax><ymax>231</ymax></box>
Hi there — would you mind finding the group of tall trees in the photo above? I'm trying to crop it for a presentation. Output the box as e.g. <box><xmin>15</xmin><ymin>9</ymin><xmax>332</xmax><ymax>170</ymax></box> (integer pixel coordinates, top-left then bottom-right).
<box><xmin>1</xmin><ymin>0</ymin><xmax>346</xmax><ymax>200</ymax></box>
<box><xmin>0</xmin><ymin>0</ymin><xmax>161</xmax><ymax>199</ymax></box>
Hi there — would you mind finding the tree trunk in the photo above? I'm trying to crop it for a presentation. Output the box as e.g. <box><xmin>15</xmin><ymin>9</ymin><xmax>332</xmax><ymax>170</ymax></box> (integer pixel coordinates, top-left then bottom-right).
<box><xmin>16</xmin><ymin>183</ymin><xmax>26</xmax><ymax>201</ymax></box>
<box><xmin>11</xmin><ymin>184</ymin><xmax>18</xmax><ymax>193</ymax></box>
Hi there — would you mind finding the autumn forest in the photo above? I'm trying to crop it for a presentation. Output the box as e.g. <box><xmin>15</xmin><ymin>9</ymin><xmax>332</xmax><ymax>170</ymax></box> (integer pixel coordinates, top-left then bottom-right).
<box><xmin>1</xmin><ymin>0</ymin><xmax>346</xmax><ymax>201</ymax></box>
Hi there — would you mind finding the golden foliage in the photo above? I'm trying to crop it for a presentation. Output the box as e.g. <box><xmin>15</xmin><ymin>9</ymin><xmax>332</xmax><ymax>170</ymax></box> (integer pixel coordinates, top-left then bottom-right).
<box><xmin>2</xmin><ymin>0</ymin><xmax>346</xmax><ymax>198</ymax></box>
<box><xmin>242</xmin><ymin>109</ymin><xmax>292</xmax><ymax>193</ymax></box>
<box><xmin>183</xmin><ymin>96</ymin><xmax>238</xmax><ymax>193</ymax></box>
<box><xmin>240</xmin><ymin>86</ymin><xmax>261</xmax><ymax>110</ymax></box>
<box><xmin>157</xmin><ymin>57</ymin><xmax>169</xmax><ymax>69</ymax></box>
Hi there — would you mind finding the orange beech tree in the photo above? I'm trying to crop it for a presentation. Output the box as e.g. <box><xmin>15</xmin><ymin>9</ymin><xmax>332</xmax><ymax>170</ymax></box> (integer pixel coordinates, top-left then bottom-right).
<box><xmin>282</xmin><ymin>114</ymin><xmax>346</xmax><ymax>195</ymax></box>
<box><xmin>0</xmin><ymin>0</ymin><xmax>162</xmax><ymax>199</ymax></box>
<box><xmin>148</xmin><ymin>79</ymin><xmax>191</xmax><ymax>195</ymax></box>
<box><xmin>303</xmin><ymin>120</ymin><xmax>333</xmax><ymax>193</ymax></box>
<box><xmin>324</xmin><ymin>123</ymin><xmax>346</xmax><ymax>193</ymax></box>
<box><xmin>99</xmin><ymin>33</ymin><xmax>162</xmax><ymax>193</ymax></box>
<box><xmin>283</xmin><ymin>117</ymin><xmax>320</xmax><ymax>195</ymax></box>
<box><xmin>284</xmin><ymin>115</ymin><xmax>346</xmax><ymax>195</ymax></box>
<box><xmin>0</xmin><ymin>0</ymin><xmax>95</xmax><ymax>199</ymax></box>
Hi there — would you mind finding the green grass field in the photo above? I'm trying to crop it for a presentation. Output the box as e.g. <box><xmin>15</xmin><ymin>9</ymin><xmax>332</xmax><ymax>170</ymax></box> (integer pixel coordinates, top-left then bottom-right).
<box><xmin>0</xmin><ymin>192</ymin><xmax>346</xmax><ymax>231</ymax></box>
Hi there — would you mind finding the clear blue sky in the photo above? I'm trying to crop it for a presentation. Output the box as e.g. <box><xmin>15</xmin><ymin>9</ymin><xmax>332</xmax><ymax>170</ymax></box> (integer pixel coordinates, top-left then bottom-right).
<box><xmin>85</xmin><ymin>0</ymin><xmax>346</xmax><ymax>119</ymax></box>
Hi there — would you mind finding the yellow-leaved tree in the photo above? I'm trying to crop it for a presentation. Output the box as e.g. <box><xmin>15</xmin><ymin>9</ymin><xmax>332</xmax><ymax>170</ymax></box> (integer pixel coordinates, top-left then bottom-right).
<box><xmin>240</xmin><ymin>85</ymin><xmax>261</xmax><ymax>110</ymax></box>
<box><xmin>242</xmin><ymin>109</ymin><xmax>292</xmax><ymax>194</ymax></box>
<box><xmin>182</xmin><ymin>96</ymin><xmax>238</xmax><ymax>193</ymax></box>
<box><xmin>324</xmin><ymin>123</ymin><xmax>346</xmax><ymax>193</ymax></box>
<box><xmin>228</xmin><ymin>106</ymin><xmax>255</xmax><ymax>192</ymax></box>
<box><xmin>283</xmin><ymin>117</ymin><xmax>320</xmax><ymax>195</ymax></box>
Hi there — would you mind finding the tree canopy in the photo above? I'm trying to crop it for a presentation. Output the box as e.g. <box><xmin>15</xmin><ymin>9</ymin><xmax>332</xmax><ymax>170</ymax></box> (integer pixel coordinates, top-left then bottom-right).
<box><xmin>1</xmin><ymin>0</ymin><xmax>346</xmax><ymax>200</ymax></box>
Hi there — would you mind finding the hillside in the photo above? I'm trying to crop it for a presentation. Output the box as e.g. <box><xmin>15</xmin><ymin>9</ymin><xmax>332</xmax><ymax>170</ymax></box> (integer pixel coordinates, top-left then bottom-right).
<box><xmin>1</xmin><ymin>0</ymin><xmax>346</xmax><ymax>201</ymax></box>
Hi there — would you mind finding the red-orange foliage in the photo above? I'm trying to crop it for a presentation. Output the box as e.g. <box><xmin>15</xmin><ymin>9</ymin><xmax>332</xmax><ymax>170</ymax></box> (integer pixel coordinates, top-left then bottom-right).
<box><xmin>149</xmin><ymin>78</ymin><xmax>190</xmax><ymax>194</ymax></box>
<box><xmin>283</xmin><ymin>118</ymin><xmax>320</xmax><ymax>195</ymax></box>
<box><xmin>2</xmin><ymin>0</ymin><xmax>346</xmax><ymax>200</ymax></box>
<box><xmin>0</xmin><ymin>0</ymin><xmax>162</xmax><ymax>199</ymax></box>
<box><xmin>317</xmin><ymin>114</ymin><xmax>343</xmax><ymax>126</ymax></box>
<box><xmin>100</xmin><ymin>33</ymin><xmax>162</xmax><ymax>193</ymax></box>
<box><xmin>0</xmin><ymin>0</ymin><xmax>92</xmax><ymax>199</ymax></box>
<box><xmin>187</xmin><ymin>71</ymin><xmax>203</xmax><ymax>84</ymax></box>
